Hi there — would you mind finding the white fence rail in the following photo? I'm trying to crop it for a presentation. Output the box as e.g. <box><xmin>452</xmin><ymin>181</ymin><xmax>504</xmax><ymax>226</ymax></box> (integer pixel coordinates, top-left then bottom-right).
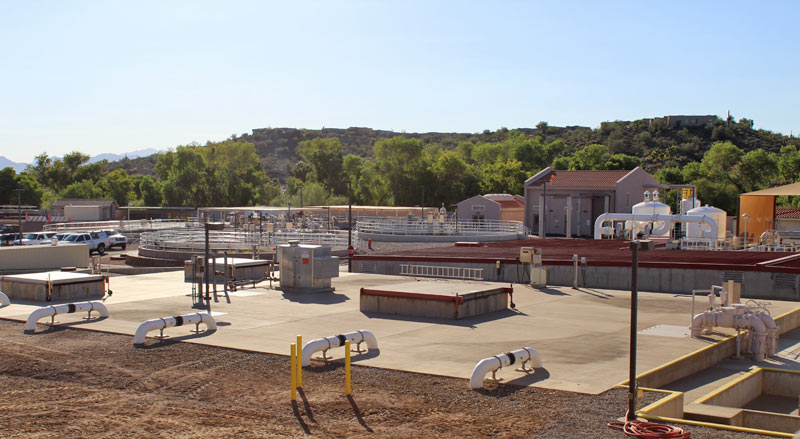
<box><xmin>45</xmin><ymin>219</ymin><xmax>189</xmax><ymax>234</ymax></box>
<box><xmin>400</xmin><ymin>264</ymin><xmax>484</xmax><ymax>280</ymax></box>
<box><xmin>140</xmin><ymin>228</ymin><xmax>350</xmax><ymax>251</ymax></box>
<box><xmin>356</xmin><ymin>217</ymin><xmax>527</xmax><ymax>237</ymax></box>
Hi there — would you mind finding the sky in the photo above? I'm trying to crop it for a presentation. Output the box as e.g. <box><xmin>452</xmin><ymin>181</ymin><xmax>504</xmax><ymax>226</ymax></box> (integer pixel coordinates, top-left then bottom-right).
<box><xmin>1</xmin><ymin>1</ymin><xmax>798</xmax><ymax>163</ymax></box>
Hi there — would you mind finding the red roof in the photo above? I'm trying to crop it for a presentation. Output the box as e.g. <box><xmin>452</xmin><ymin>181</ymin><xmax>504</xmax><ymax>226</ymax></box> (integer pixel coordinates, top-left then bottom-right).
<box><xmin>483</xmin><ymin>194</ymin><xmax>524</xmax><ymax>208</ymax></box>
<box><xmin>547</xmin><ymin>170</ymin><xmax>631</xmax><ymax>188</ymax></box>
<box><xmin>777</xmin><ymin>208</ymin><xmax>800</xmax><ymax>219</ymax></box>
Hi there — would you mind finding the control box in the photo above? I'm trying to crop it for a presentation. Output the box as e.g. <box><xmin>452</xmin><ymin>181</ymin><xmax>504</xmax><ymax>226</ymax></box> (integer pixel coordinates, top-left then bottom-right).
<box><xmin>520</xmin><ymin>247</ymin><xmax>543</xmax><ymax>266</ymax></box>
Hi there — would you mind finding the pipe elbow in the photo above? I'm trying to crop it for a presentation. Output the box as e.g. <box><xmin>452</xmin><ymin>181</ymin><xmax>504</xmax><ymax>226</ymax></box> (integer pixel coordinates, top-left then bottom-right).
<box><xmin>470</xmin><ymin>357</ymin><xmax>501</xmax><ymax>389</ymax></box>
<box><xmin>133</xmin><ymin>318</ymin><xmax>162</xmax><ymax>345</ymax></box>
<box><xmin>359</xmin><ymin>329</ymin><xmax>379</xmax><ymax>350</ymax></box>
<box><xmin>690</xmin><ymin>312</ymin><xmax>707</xmax><ymax>337</ymax></box>
<box><xmin>91</xmin><ymin>302</ymin><xmax>110</xmax><ymax>318</ymax></box>
<box><xmin>199</xmin><ymin>313</ymin><xmax>217</xmax><ymax>331</ymax></box>
<box><xmin>0</xmin><ymin>291</ymin><xmax>9</xmax><ymax>308</ymax></box>
<box><xmin>24</xmin><ymin>307</ymin><xmax>55</xmax><ymax>332</ymax></box>
<box><xmin>301</xmin><ymin>339</ymin><xmax>329</xmax><ymax>367</ymax></box>
<box><xmin>523</xmin><ymin>347</ymin><xmax>543</xmax><ymax>368</ymax></box>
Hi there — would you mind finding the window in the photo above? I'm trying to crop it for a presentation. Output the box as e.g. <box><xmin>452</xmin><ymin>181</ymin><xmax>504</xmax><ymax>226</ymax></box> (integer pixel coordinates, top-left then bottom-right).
<box><xmin>626</xmin><ymin>193</ymin><xmax>631</xmax><ymax>208</ymax></box>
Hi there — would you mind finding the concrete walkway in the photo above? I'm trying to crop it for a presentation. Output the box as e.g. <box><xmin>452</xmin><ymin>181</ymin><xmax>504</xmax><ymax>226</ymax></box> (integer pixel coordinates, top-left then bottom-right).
<box><xmin>2</xmin><ymin>270</ymin><xmax>798</xmax><ymax>395</ymax></box>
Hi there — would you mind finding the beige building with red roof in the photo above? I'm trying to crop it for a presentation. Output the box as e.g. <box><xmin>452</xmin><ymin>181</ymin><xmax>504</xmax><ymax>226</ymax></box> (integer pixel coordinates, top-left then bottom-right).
<box><xmin>524</xmin><ymin>167</ymin><xmax>658</xmax><ymax>237</ymax></box>
<box><xmin>456</xmin><ymin>194</ymin><xmax>525</xmax><ymax>223</ymax></box>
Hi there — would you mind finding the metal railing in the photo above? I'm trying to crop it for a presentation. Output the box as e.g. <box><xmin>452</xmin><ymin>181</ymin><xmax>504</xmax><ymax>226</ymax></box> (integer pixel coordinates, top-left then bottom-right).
<box><xmin>44</xmin><ymin>219</ymin><xmax>189</xmax><ymax>234</ymax></box>
<box><xmin>355</xmin><ymin>217</ymin><xmax>528</xmax><ymax>236</ymax></box>
<box><xmin>400</xmin><ymin>264</ymin><xmax>484</xmax><ymax>280</ymax></box>
<box><xmin>139</xmin><ymin>228</ymin><xmax>350</xmax><ymax>252</ymax></box>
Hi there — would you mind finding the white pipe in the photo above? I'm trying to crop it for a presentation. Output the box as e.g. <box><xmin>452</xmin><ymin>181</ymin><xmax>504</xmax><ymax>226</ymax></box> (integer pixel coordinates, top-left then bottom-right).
<box><xmin>301</xmin><ymin>329</ymin><xmax>378</xmax><ymax>367</ymax></box>
<box><xmin>24</xmin><ymin>301</ymin><xmax>110</xmax><ymax>332</ymax></box>
<box><xmin>690</xmin><ymin>307</ymin><xmax>773</xmax><ymax>361</ymax></box>
<box><xmin>469</xmin><ymin>347</ymin><xmax>542</xmax><ymax>389</ymax></box>
<box><xmin>594</xmin><ymin>213</ymin><xmax>717</xmax><ymax>240</ymax></box>
<box><xmin>0</xmin><ymin>291</ymin><xmax>9</xmax><ymax>308</ymax></box>
<box><xmin>133</xmin><ymin>312</ymin><xmax>217</xmax><ymax>345</ymax></box>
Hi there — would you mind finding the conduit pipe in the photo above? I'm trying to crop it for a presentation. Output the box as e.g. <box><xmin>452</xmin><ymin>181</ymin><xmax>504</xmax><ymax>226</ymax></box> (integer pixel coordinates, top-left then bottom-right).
<box><xmin>593</xmin><ymin>213</ymin><xmax>717</xmax><ymax>240</ymax></box>
<box><xmin>301</xmin><ymin>330</ymin><xmax>378</xmax><ymax>367</ymax></box>
<box><xmin>24</xmin><ymin>301</ymin><xmax>109</xmax><ymax>332</ymax></box>
<box><xmin>133</xmin><ymin>312</ymin><xmax>217</xmax><ymax>345</ymax></box>
<box><xmin>470</xmin><ymin>347</ymin><xmax>542</xmax><ymax>389</ymax></box>
<box><xmin>0</xmin><ymin>291</ymin><xmax>9</xmax><ymax>308</ymax></box>
<box><xmin>690</xmin><ymin>307</ymin><xmax>776</xmax><ymax>361</ymax></box>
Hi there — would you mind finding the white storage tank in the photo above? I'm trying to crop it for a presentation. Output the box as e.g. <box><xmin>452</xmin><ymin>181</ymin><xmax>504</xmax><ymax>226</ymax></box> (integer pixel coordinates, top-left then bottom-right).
<box><xmin>686</xmin><ymin>205</ymin><xmax>726</xmax><ymax>241</ymax></box>
<box><xmin>631</xmin><ymin>190</ymin><xmax>672</xmax><ymax>237</ymax></box>
<box><xmin>680</xmin><ymin>197</ymin><xmax>701</xmax><ymax>215</ymax></box>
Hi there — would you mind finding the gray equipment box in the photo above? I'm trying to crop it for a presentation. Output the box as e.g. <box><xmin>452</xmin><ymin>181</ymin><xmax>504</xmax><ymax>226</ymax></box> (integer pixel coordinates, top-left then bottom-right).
<box><xmin>277</xmin><ymin>241</ymin><xmax>339</xmax><ymax>293</ymax></box>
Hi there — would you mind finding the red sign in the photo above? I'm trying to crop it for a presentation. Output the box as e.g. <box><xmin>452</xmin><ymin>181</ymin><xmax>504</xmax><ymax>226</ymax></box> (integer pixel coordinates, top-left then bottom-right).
<box><xmin>348</xmin><ymin>245</ymin><xmax>354</xmax><ymax>257</ymax></box>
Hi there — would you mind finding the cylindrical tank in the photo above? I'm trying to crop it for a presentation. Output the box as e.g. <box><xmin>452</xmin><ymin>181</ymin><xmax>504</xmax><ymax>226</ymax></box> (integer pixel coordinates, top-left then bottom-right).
<box><xmin>632</xmin><ymin>197</ymin><xmax>672</xmax><ymax>237</ymax></box>
<box><xmin>681</xmin><ymin>197</ymin><xmax>701</xmax><ymax>215</ymax></box>
<box><xmin>686</xmin><ymin>205</ymin><xmax>726</xmax><ymax>240</ymax></box>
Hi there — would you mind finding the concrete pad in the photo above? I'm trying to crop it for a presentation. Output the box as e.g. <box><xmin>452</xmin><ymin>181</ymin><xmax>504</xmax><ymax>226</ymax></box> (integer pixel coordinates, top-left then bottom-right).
<box><xmin>1</xmin><ymin>270</ymin><xmax>799</xmax><ymax>395</ymax></box>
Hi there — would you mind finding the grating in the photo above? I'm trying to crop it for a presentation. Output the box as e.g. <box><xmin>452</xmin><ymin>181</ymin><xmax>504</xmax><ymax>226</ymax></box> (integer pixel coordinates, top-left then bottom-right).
<box><xmin>774</xmin><ymin>273</ymin><xmax>796</xmax><ymax>289</ymax></box>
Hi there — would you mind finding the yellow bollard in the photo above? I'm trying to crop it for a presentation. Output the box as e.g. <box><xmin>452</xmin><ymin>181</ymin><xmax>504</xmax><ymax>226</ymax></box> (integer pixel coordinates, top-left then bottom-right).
<box><xmin>296</xmin><ymin>335</ymin><xmax>303</xmax><ymax>388</ymax></box>
<box><xmin>345</xmin><ymin>340</ymin><xmax>351</xmax><ymax>396</ymax></box>
<box><xmin>290</xmin><ymin>343</ymin><xmax>297</xmax><ymax>401</ymax></box>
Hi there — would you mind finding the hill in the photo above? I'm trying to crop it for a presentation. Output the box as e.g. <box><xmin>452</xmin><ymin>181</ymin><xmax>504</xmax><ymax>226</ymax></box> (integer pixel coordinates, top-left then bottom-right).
<box><xmin>108</xmin><ymin>115</ymin><xmax>799</xmax><ymax>182</ymax></box>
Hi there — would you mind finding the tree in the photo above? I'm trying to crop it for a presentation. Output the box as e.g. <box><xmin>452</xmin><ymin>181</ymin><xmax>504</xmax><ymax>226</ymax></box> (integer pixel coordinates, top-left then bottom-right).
<box><xmin>0</xmin><ymin>167</ymin><xmax>16</xmax><ymax>204</ymax></box>
<box><xmin>700</xmin><ymin>141</ymin><xmax>743</xmax><ymax>187</ymax></box>
<box><xmin>61</xmin><ymin>179</ymin><xmax>104</xmax><ymax>199</ymax></box>
<box><xmin>569</xmin><ymin>144</ymin><xmax>611</xmax><ymax>170</ymax></box>
<box><xmin>297</xmin><ymin>137</ymin><xmax>344</xmax><ymax>195</ymax></box>
<box><xmin>290</xmin><ymin>161</ymin><xmax>313</xmax><ymax>182</ymax></box>
<box><xmin>479</xmin><ymin>159</ymin><xmax>527</xmax><ymax>195</ymax></box>
<box><xmin>15</xmin><ymin>173</ymin><xmax>44</xmax><ymax>206</ymax></box>
<box><xmin>778</xmin><ymin>145</ymin><xmax>800</xmax><ymax>184</ymax></box>
<box><xmin>137</xmin><ymin>175</ymin><xmax>162</xmax><ymax>206</ymax></box>
<box><xmin>374</xmin><ymin>137</ymin><xmax>425</xmax><ymax>205</ymax></box>
<box><xmin>737</xmin><ymin>149</ymin><xmax>777</xmax><ymax>192</ymax></box>
<box><xmin>159</xmin><ymin>147</ymin><xmax>209</xmax><ymax>207</ymax></box>
<box><xmin>99</xmin><ymin>169</ymin><xmax>133</xmax><ymax>206</ymax></box>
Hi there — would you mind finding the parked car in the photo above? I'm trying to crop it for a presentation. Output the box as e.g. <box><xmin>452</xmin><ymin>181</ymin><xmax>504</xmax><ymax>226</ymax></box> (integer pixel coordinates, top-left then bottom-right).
<box><xmin>55</xmin><ymin>232</ymin><xmax>71</xmax><ymax>241</ymax></box>
<box><xmin>0</xmin><ymin>233</ymin><xmax>22</xmax><ymax>246</ymax></box>
<box><xmin>20</xmin><ymin>232</ymin><xmax>58</xmax><ymax>245</ymax></box>
<box><xmin>101</xmin><ymin>230</ymin><xmax>127</xmax><ymax>250</ymax></box>
<box><xmin>63</xmin><ymin>232</ymin><xmax>108</xmax><ymax>255</ymax></box>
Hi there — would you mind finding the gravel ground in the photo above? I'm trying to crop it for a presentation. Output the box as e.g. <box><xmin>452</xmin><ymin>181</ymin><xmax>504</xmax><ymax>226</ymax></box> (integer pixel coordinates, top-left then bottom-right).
<box><xmin>0</xmin><ymin>320</ymin><xmax>772</xmax><ymax>438</ymax></box>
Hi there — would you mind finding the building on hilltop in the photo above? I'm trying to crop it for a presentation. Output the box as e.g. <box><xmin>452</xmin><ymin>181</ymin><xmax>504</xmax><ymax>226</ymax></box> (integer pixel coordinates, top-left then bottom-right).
<box><xmin>456</xmin><ymin>194</ymin><xmax>525</xmax><ymax>223</ymax></box>
<box><xmin>646</xmin><ymin>115</ymin><xmax>717</xmax><ymax>128</ymax></box>
<box><xmin>523</xmin><ymin>167</ymin><xmax>659</xmax><ymax>237</ymax></box>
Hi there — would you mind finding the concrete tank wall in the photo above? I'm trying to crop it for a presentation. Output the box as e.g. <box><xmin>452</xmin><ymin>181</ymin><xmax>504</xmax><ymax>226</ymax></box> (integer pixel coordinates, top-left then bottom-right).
<box><xmin>352</xmin><ymin>259</ymin><xmax>799</xmax><ymax>300</ymax></box>
<box><xmin>0</xmin><ymin>244</ymin><xmax>88</xmax><ymax>272</ymax></box>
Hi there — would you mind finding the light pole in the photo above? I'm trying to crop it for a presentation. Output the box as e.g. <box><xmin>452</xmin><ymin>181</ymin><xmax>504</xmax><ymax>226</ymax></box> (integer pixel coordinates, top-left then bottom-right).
<box><xmin>627</xmin><ymin>239</ymin><xmax>653</xmax><ymax>421</ymax></box>
<box><xmin>741</xmin><ymin>213</ymin><xmax>750</xmax><ymax>250</ymax></box>
<box><xmin>299</xmin><ymin>185</ymin><xmax>303</xmax><ymax>208</ymax></box>
<box><xmin>14</xmin><ymin>188</ymin><xmax>23</xmax><ymax>245</ymax></box>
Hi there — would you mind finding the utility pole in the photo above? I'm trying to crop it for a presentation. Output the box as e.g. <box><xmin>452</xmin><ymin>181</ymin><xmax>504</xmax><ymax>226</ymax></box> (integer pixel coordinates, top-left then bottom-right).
<box><xmin>14</xmin><ymin>189</ymin><xmax>23</xmax><ymax>245</ymax></box>
<box><xmin>421</xmin><ymin>186</ymin><xmax>425</xmax><ymax>219</ymax></box>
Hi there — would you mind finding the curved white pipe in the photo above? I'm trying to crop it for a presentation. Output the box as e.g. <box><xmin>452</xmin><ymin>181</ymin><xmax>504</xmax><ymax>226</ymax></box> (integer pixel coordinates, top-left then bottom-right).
<box><xmin>755</xmin><ymin>311</ymin><xmax>778</xmax><ymax>356</ymax></box>
<box><xmin>133</xmin><ymin>313</ymin><xmax>217</xmax><ymax>345</ymax></box>
<box><xmin>24</xmin><ymin>301</ymin><xmax>110</xmax><ymax>332</ymax></box>
<box><xmin>301</xmin><ymin>329</ymin><xmax>378</xmax><ymax>367</ymax></box>
<box><xmin>469</xmin><ymin>347</ymin><xmax>542</xmax><ymax>389</ymax></box>
<box><xmin>0</xmin><ymin>291</ymin><xmax>9</xmax><ymax>308</ymax></box>
<box><xmin>690</xmin><ymin>307</ymin><xmax>773</xmax><ymax>361</ymax></box>
<box><xmin>594</xmin><ymin>213</ymin><xmax>717</xmax><ymax>240</ymax></box>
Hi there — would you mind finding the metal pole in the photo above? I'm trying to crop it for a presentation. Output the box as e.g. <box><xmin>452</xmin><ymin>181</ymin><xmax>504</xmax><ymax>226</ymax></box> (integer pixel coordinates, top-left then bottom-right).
<box><xmin>15</xmin><ymin>189</ymin><xmax>23</xmax><ymax>245</ymax></box>
<box><xmin>204</xmin><ymin>224</ymin><xmax>210</xmax><ymax>313</ymax></box>
<box><xmin>421</xmin><ymin>186</ymin><xmax>424</xmax><ymax>219</ymax></box>
<box><xmin>348</xmin><ymin>180</ymin><xmax>352</xmax><ymax>273</ymax></box>
<box><xmin>300</xmin><ymin>186</ymin><xmax>303</xmax><ymax>208</ymax></box>
<box><xmin>628</xmin><ymin>240</ymin><xmax>639</xmax><ymax>421</ymax></box>
<box><xmin>542</xmin><ymin>181</ymin><xmax>547</xmax><ymax>238</ymax></box>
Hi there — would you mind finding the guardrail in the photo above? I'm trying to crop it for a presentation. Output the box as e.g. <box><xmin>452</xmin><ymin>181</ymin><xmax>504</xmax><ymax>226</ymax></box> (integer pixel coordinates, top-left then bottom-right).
<box><xmin>140</xmin><ymin>228</ymin><xmax>351</xmax><ymax>251</ymax></box>
<box><xmin>355</xmin><ymin>217</ymin><xmax>528</xmax><ymax>236</ymax></box>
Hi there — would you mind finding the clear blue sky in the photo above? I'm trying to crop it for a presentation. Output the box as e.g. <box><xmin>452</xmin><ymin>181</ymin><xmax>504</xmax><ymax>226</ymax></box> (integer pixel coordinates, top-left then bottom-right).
<box><xmin>1</xmin><ymin>1</ymin><xmax>798</xmax><ymax>163</ymax></box>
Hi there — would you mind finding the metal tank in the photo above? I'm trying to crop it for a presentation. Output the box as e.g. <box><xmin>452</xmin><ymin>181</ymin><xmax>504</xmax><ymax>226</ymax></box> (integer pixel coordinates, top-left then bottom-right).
<box><xmin>686</xmin><ymin>205</ymin><xmax>726</xmax><ymax>241</ymax></box>
<box><xmin>630</xmin><ymin>190</ymin><xmax>672</xmax><ymax>238</ymax></box>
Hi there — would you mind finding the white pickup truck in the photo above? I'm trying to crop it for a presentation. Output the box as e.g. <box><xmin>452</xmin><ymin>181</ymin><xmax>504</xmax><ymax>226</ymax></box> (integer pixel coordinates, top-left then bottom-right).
<box><xmin>62</xmin><ymin>231</ymin><xmax>111</xmax><ymax>255</ymax></box>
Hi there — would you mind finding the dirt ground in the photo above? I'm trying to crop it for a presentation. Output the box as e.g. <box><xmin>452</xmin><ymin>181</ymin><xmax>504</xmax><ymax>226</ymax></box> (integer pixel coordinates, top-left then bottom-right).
<box><xmin>0</xmin><ymin>320</ymin><xmax>771</xmax><ymax>438</ymax></box>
